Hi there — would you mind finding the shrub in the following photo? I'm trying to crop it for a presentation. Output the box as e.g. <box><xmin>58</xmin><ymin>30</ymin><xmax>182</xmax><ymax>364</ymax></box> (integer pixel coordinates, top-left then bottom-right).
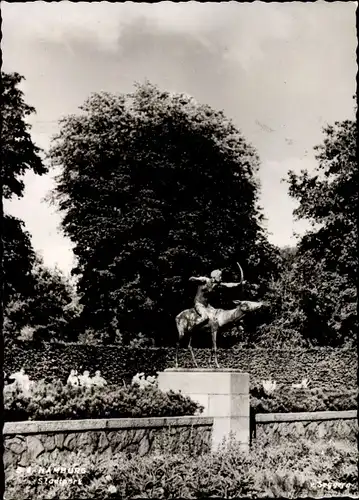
<box><xmin>4</xmin><ymin>439</ymin><xmax>358</xmax><ymax>499</ymax></box>
<box><xmin>250</xmin><ymin>384</ymin><xmax>358</xmax><ymax>414</ymax></box>
<box><xmin>4</xmin><ymin>380</ymin><xmax>203</xmax><ymax>421</ymax></box>
<box><xmin>5</xmin><ymin>377</ymin><xmax>356</xmax><ymax>423</ymax></box>
<box><xmin>253</xmin><ymin>438</ymin><xmax>359</xmax><ymax>498</ymax></box>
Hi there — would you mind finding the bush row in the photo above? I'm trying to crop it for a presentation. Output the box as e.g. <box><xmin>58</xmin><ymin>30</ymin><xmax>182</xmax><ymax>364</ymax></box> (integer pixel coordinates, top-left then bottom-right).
<box><xmin>250</xmin><ymin>385</ymin><xmax>358</xmax><ymax>414</ymax></box>
<box><xmin>4</xmin><ymin>379</ymin><xmax>357</xmax><ymax>422</ymax></box>
<box><xmin>4</xmin><ymin>381</ymin><xmax>202</xmax><ymax>422</ymax></box>
<box><xmin>5</xmin><ymin>438</ymin><xmax>359</xmax><ymax>499</ymax></box>
<box><xmin>4</xmin><ymin>341</ymin><xmax>357</xmax><ymax>392</ymax></box>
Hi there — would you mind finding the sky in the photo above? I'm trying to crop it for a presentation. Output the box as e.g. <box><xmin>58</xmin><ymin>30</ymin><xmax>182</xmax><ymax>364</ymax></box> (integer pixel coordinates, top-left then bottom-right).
<box><xmin>2</xmin><ymin>1</ymin><xmax>357</xmax><ymax>276</ymax></box>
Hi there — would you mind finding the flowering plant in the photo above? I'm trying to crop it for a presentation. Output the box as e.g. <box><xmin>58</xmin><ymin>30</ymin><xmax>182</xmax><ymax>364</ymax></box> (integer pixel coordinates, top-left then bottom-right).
<box><xmin>131</xmin><ymin>372</ymin><xmax>158</xmax><ymax>389</ymax></box>
<box><xmin>261</xmin><ymin>380</ymin><xmax>277</xmax><ymax>396</ymax></box>
<box><xmin>292</xmin><ymin>378</ymin><xmax>311</xmax><ymax>389</ymax></box>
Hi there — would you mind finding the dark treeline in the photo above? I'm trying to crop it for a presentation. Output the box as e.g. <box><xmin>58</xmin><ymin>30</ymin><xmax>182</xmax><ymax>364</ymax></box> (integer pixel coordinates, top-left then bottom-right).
<box><xmin>3</xmin><ymin>72</ymin><xmax>356</xmax><ymax>348</ymax></box>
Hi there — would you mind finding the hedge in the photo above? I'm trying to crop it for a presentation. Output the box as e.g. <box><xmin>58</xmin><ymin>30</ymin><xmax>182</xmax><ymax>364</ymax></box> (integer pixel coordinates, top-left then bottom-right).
<box><xmin>4</xmin><ymin>341</ymin><xmax>357</xmax><ymax>392</ymax></box>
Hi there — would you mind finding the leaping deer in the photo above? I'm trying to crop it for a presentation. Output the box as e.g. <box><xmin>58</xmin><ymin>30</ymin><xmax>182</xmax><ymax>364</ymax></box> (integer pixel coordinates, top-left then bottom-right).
<box><xmin>175</xmin><ymin>264</ymin><xmax>266</xmax><ymax>368</ymax></box>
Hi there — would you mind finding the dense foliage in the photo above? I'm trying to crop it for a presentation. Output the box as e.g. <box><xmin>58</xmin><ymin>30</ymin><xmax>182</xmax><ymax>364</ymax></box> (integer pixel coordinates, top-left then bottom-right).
<box><xmin>49</xmin><ymin>82</ymin><xmax>279</xmax><ymax>345</ymax></box>
<box><xmin>259</xmin><ymin>116</ymin><xmax>357</xmax><ymax>347</ymax></box>
<box><xmin>250</xmin><ymin>384</ymin><xmax>358</xmax><ymax>414</ymax></box>
<box><xmin>5</xmin><ymin>439</ymin><xmax>358</xmax><ymax>499</ymax></box>
<box><xmin>4</xmin><ymin>380</ymin><xmax>202</xmax><ymax>422</ymax></box>
<box><xmin>2</xmin><ymin>71</ymin><xmax>78</xmax><ymax>343</ymax></box>
<box><xmin>4</xmin><ymin>381</ymin><xmax>358</xmax><ymax>421</ymax></box>
<box><xmin>4</xmin><ymin>342</ymin><xmax>356</xmax><ymax>393</ymax></box>
<box><xmin>3</xmin><ymin>73</ymin><xmax>356</xmax><ymax>349</ymax></box>
<box><xmin>1</xmin><ymin>71</ymin><xmax>46</xmax><ymax>310</ymax></box>
<box><xmin>1</xmin><ymin>71</ymin><xmax>46</xmax><ymax>199</ymax></box>
<box><xmin>4</xmin><ymin>258</ymin><xmax>80</xmax><ymax>343</ymax></box>
<box><xmin>4</xmin><ymin>377</ymin><xmax>355</xmax><ymax>423</ymax></box>
<box><xmin>2</xmin><ymin>215</ymin><xmax>37</xmax><ymax>307</ymax></box>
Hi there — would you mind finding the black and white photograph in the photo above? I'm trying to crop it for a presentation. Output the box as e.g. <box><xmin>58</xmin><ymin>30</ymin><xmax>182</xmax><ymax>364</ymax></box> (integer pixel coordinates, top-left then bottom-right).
<box><xmin>2</xmin><ymin>1</ymin><xmax>357</xmax><ymax>498</ymax></box>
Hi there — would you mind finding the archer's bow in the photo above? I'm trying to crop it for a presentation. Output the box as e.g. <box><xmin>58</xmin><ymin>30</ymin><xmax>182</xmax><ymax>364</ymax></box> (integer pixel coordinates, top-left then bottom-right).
<box><xmin>236</xmin><ymin>262</ymin><xmax>244</xmax><ymax>295</ymax></box>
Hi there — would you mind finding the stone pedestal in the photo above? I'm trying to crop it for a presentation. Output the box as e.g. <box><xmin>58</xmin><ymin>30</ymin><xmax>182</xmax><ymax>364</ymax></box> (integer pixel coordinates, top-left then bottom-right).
<box><xmin>158</xmin><ymin>369</ymin><xmax>249</xmax><ymax>451</ymax></box>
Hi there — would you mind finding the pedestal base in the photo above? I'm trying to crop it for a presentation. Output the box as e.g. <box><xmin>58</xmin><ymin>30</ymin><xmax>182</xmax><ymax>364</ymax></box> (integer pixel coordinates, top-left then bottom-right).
<box><xmin>158</xmin><ymin>369</ymin><xmax>249</xmax><ymax>451</ymax></box>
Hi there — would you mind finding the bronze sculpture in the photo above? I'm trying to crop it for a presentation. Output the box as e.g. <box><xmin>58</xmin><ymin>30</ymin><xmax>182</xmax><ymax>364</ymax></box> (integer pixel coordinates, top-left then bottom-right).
<box><xmin>175</xmin><ymin>264</ymin><xmax>266</xmax><ymax>368</ymax></box>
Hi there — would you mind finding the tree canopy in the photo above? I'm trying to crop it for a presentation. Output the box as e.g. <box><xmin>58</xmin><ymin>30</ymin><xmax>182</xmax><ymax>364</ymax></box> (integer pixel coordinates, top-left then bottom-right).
<box><xmin>1</xmin><ymin>71</ymin><xmax>77</xmax><ymax>343</ymax></box>
<box><xmin>1</xmin><ymin>71</ymin><xmax>47</xmax><ymax>309</ymax></box>
<box><xmin>4</xmin><ymin>257</ymin><xmax>80</xmax><ymax>343</ymax></box>
<box><xmin>49</xmin><ymin>82</ymin><xmax>279</xmax><ymax>345</ymax></box>
<box><xmin>1</xmin><ymin>71</ymin><xmax>46</xmax><ymax>199</ymax></box>
<box><xmin>258</xmin><ymin>116</ymin><xmax>357</xmax><ymax>347</ymax></box>
<box><xmin>2</xmin><ymin>215</ymin><xmax>36</xmax><ymax>306</ymax></box>
<box><xmin>288</xmin><ymin>117</ymin><xmax>356</xmax><ymax>281</ymax></box>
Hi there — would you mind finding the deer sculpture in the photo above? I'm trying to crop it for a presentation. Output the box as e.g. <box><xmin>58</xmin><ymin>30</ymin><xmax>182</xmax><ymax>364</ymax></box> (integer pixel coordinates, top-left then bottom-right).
<box><xmin>175</xmin><ymin>265</ymin><xmax>267</xmax><ymax>368</ymax></box>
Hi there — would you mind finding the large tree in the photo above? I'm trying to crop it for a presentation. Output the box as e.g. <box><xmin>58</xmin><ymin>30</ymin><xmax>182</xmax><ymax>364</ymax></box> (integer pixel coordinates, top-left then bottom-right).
<box><xmin>1</xmin><ymin>72</ymin><xmax>79</xmax><ymax>343</ymax></box>
<box><xmin>288</xmin><ymin>116</ymin><xmax>356</xmax><ymax>345</ymax></box>
<box><xmin>288</xmin><ymin>117</ymin><xmax>356</xmax><ymax>281</ymax></box>
<box><xmin>2</xmin><ymin>215</ymin><xmax>36</xmax><ymax>306</ymax></box>
<box><xmin>259</xmin><ymin>115</ymin><xmax>357</xmax><ymax>347</ymax></box>
<box><xmin>49</xmin><ymin>82</ymin><xmax>279</xmax><ymax>345</ymax></box>
<box><xmin>1</xmin><ymin>71</ymin><xmax>47</xmax><ymax>308</ymax></box>
<box><xmin>1</xmin><ymin>71</ymin><xmax>46</xmax><ymax>199</ymax></box>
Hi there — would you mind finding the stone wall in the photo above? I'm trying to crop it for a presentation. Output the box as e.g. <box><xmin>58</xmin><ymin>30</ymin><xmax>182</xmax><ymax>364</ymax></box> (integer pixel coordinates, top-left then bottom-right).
<box><xmin>254</xmin><ymin>410</ymin><xmax>358</xmax><ymax>443</ymax></box>
<box><xmin>4</xmin><ymin>416</ymin><xmax>213</xmax><ymax>470</ymax></box>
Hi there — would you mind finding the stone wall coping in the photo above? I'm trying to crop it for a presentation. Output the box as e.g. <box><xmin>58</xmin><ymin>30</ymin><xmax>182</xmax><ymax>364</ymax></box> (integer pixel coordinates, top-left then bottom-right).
<box><xmin>3</xmin><ymin>416</ymin><xmax>214</xmax><ymax>436</ymax></box>
<box><xmin>164</xmin><ymin>369</ymin><xmax>248</xmax><ymax>373</ymax></box>
<box><xmin>256</xmin><ymin>410</ymin><xmax>357</xmax><ymax>423</ymax></box>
